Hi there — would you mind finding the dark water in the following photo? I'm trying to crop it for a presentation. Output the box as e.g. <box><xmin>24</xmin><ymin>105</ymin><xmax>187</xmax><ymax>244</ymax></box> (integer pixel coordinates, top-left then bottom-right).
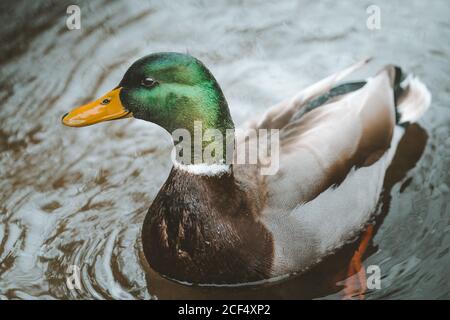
<box><xmin>0</xmin><ymin>0</ymin><xmax>449</xmax><ymax>299</ymax></box>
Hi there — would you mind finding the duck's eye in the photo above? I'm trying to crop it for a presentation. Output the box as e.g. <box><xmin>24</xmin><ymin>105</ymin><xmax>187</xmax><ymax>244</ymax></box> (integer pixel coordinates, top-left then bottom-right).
<box><xmin>141</xmin><ymin>77</ymin><xmax>157</xmax><ymax>88</ymax></box>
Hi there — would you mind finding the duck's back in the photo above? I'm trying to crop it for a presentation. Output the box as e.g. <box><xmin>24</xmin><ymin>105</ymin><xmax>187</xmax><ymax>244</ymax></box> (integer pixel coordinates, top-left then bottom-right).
<box><xmin>245</xmin><ymin>64</ymin><xmax>430</xmax><ymax>276</ymax></box>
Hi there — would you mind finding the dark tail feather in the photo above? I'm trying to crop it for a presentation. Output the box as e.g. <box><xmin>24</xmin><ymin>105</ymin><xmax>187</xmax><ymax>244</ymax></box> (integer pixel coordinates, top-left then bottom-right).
<box><xmin>381</xmin><ymin>65</ymin><xmax>411</xmax><ymax>124</ymax></box>
<box><xmin>393</xmin><ymin>66</ymin><xmax>405</xmax><ymax>106</ymax></box>
<box><xmin>389</xmin><ymin>66</ymin><xmax>431</xmax><ymax>126</ymax></box>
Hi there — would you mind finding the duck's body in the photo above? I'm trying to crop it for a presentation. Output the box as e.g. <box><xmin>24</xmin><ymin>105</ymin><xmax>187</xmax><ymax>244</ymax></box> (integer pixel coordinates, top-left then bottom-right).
<box><xmin>63</xmin><ymin>53</ymin><xmax>431</xmax><ymax>285</ymax></box>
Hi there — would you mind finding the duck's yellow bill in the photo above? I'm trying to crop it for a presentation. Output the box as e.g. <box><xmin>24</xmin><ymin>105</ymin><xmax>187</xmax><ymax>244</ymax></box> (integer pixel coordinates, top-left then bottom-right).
<box><xmin>62</xmin><ymin>87</ymin><xmax>132</xmax><ymax>127</ymax></box>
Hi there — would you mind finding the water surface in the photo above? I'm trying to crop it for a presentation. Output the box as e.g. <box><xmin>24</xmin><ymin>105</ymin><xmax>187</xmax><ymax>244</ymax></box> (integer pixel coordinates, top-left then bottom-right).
<box><xmin>0</xmin><ymin>0</ymin><xmax>449</xmax><ymax>299</ymax></box>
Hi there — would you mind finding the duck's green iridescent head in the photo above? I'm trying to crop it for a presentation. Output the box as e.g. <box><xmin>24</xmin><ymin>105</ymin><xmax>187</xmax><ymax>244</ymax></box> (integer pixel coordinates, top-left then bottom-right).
<box><xmin>62</xmin><ymin>52</ymin><xmax>234</xmax><ymax>135</ymax></box>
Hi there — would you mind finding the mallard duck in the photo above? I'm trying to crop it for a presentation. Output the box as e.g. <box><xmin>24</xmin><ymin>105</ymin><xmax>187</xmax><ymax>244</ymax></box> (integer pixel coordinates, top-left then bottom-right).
<box><xmin>62</xmin><ymin>52</ymin><xmax>431</xmax><ymax>285</ymax></box>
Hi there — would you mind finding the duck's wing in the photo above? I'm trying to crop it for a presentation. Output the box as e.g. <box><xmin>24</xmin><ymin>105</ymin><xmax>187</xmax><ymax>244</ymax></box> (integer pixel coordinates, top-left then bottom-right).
<box><xmin>262</xmin><ymin>66</ymin><xmax>400</xmax><ymax>211</ymax></box>
<box><xmin>244</xmin><ymin>58</ymin><xmax>371</xmax><ymax>131</ymax></box>
<box><xmin>236</xmin><ymin>62</ymin><xmax>430</xmax><ymax>212</ymax></box>
<box><xmin>236</xmin><ymin>64</ymin><xmax>430</xmax><ymax>276</ymax></box>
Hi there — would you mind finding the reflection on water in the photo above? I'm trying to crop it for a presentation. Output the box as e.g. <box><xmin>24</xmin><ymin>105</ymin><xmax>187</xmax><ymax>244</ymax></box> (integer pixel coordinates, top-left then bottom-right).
<box><xmin>0</xmin><ymin>0</ymin><xmax>449</xmax><ymax>299</ymax></box>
